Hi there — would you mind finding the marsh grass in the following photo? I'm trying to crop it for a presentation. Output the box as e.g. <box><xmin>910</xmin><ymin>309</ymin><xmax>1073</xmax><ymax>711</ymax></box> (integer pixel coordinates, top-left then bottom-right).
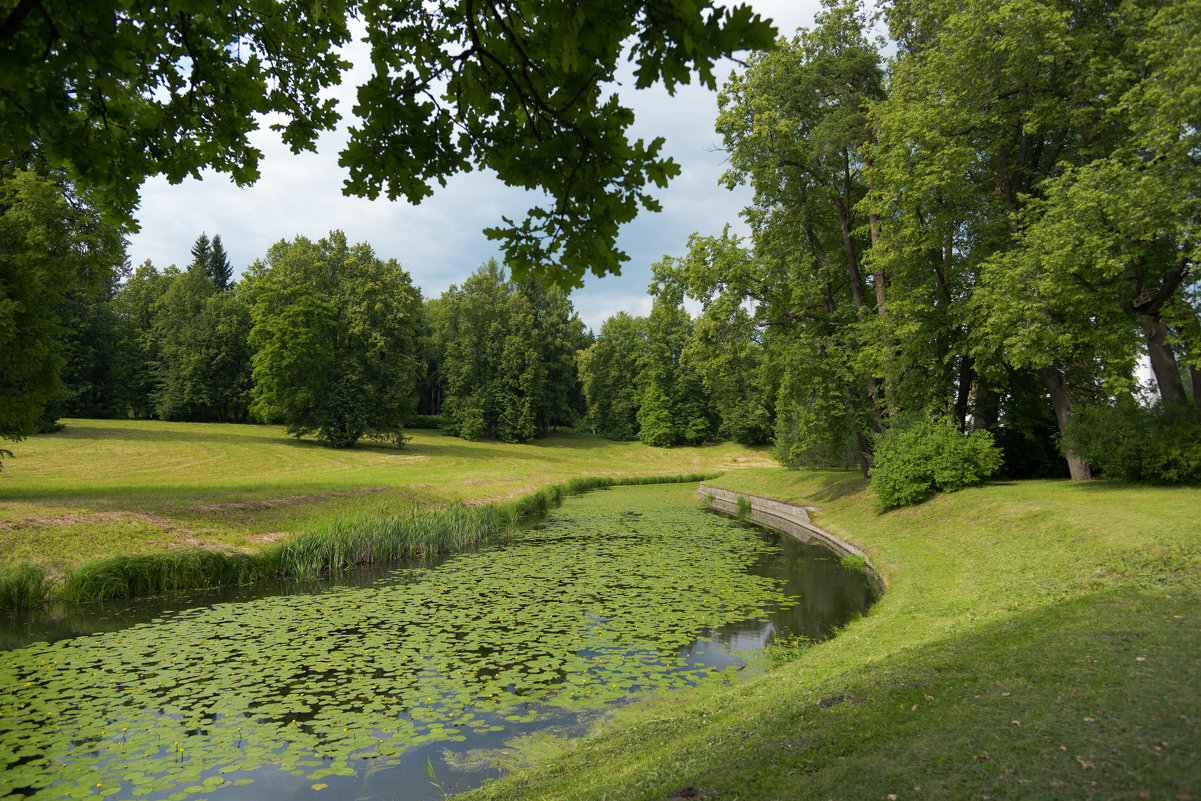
<box><xmin>59</xmin><ymin>550</ymin><xmax>270</xmax><ymax>603</ymax></box>
<box><xmin>2</xmin><ymin>471</ymin><xmax>720</xmax><ymax>608</ymax></box>
<box><xmin>0</xmin><ymin>563</ymin><xmax>52</xmax><ymax>609</ymax></box>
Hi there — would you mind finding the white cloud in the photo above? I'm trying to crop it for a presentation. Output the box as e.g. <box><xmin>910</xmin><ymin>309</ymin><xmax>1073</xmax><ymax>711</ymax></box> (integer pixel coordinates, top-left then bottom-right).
<box><xmin>126</xmin><ymin>0</ymin><xmax>823</xmax><ymax>328</ymax></box>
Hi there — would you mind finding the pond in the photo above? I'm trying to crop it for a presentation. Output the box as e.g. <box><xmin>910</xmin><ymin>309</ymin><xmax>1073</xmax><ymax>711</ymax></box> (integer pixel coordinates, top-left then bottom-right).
<box><xmin>0</xmin><ymin>484</ymin><xmax>874</xmax><ymax>801</ymax></box>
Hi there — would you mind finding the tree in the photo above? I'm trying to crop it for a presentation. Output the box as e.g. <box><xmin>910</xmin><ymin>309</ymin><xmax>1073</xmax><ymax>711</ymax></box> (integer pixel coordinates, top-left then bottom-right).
<box><xmin>50</xmin><ymin>260</ymin><xmax>129</xmax><ymax>421</ymax></box>
<box><xmin>189</xmin><ymin>234</ymin><xmax>212</xmax><ymax>276</ymax></box>
<box><xmin>248</xmin><ymin>231</ymin><xmax>424</xmax><ymax>447</ymax></box>
<box><xmin>577</xmin><ymin>313</ymin><xmax>646</xmax><ymax>440</ymax></box>
<box><xmin>3</xmin><ymin>1</ymin><xmax>775</xmax><ymax>286</ymax></box>
<box><xmin>434</xmin><ymin>261</ymin><xmax>582</xmax><ymax>442</ymax></box>
<box><xmin>868</xmin><ymin>0</ymin><xmax>1156</xmax><ymax>480</ymax></box>
<box><xmin>0</xmin><ymin>166</ymin><xmax>124</xmax><ymax>467</ymax></box>
<box><xmin>208</xmin><ymin>235</ymin><xmax>233</xmax><ymax>292</ymax></box>
<box><xmin>709</xmin><ymin>1</ymin><xmax>886</xmax><ymax>472</ymax></box>
<box><xmin>635</xmin><ymin>292</ymin><xmax>718</xmax><ymax>447</ymax></box>
<box><xmin>110</xmin><ymin>261</ymin><xmax>174</xmax><ymax>419</ymax></box>
<box><xmin>153</xmin><ymin>267</ymin><xmax>253</xmax><ymax>423</ymax></box>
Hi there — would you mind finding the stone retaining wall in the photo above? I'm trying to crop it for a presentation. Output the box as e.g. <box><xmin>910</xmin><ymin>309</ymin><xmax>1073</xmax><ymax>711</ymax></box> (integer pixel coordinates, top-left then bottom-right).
<box><xmin>698</xmin><ymin>484</ymin><xmax>886</xmax><ymax>591</ymax></box>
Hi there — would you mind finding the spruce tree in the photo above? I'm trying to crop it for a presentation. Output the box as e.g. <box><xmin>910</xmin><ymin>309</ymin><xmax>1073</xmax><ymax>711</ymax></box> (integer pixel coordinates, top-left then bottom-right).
<box><xmin>208</xmin><ymin>234</ymin><xmax>233</xmax><ymax>290</ymax></box>
<box><xmin>188</xmin><ymin>233</ymin><xmax>211</xmax><ymax>274</ymax></box>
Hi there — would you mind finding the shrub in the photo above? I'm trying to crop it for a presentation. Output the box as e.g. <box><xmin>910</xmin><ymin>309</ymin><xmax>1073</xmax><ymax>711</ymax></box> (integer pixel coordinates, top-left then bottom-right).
<box><xmin>1061</xmin><ymin>400</ymin><xmax>1201</xmax><ymax>484</ymax></box>
<box><xmin>870</xmin><ymin>420</ymin><xmax>1002</xmax><ymax>511</ymax></box>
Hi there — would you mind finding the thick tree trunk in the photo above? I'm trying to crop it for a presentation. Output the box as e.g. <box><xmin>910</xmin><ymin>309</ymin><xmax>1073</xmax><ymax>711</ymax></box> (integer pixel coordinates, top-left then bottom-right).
<box><xmin>1191</xmin><ymin>365</ymin><xmax>1201</xmax><ymax>424</ymax></box>
<box><xmin>1138</xmin><ymin>314</ymin><xmax>1189</xmax><ymax>407</ymax></box>
<box><xmin>1036</xmin><ymin>366</ymin><xmax>1092</xmax><ymax>481</ymax></box>
<box><xmin>855</xmin><ymin>432</ymin><xmax>873</xmax><ymax>479</ymax></box>
<box><xmin>835</xmin><ymin>194</ymin><xmax>882</xmax><ymax>433</ymax></box>
<box><xmin>971</xmin><ymin>381</ymin><xmax>1000</xmax><ymax>432</ymax></box>
<box><xmin>954</xmin><ymin>355</ymin><xmax>974</xmax><ymax>431</ymax></box>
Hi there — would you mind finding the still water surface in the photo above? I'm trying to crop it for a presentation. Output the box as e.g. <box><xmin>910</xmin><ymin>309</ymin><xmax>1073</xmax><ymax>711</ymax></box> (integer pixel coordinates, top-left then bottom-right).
<box><xmin>0</xmin><ymin>484</ymin><xmax>873</xmax><ymax>800</ymax></box>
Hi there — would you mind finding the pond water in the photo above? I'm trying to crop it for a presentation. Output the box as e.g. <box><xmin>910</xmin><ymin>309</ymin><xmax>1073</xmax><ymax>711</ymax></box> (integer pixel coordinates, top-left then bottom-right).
<box><xmin>0</xmin><ymin>484</ymin><xmax>874</xmax><ymax>801</ymax></box>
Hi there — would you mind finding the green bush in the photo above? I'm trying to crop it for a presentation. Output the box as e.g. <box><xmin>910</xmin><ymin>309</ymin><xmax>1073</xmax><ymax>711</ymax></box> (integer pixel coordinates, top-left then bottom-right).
<box><xmin>1061</xmin><ymin>400</ymin><xmax>1201</xmax><ymax>484</ymax></box>
<box><xmin>870</xmin><ymin>420</ymin><xmax>1002</xmax><ymax>511</ymax></box>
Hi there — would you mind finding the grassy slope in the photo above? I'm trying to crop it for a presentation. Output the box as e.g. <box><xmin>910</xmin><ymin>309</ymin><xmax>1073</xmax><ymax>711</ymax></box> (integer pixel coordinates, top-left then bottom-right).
<box><xmin>469</xmin><ymin>469</ymin><xmax>1201</xmax><ymax>800</ymax></box>
<box><xmin>0</xmin><ymin>419</ymin><xmax>771</xmax><ymax>571</ymax></box>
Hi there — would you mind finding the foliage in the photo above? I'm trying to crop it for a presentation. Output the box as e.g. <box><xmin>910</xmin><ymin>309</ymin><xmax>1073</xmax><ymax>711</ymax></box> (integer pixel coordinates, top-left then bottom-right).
<box><xmin>2</xmin><ymin>0</ymin><xmax>774</xmax><ymax>286</ymax></box>
<box><xmin>153</xmin><ymin>267</ymin><xmax>254</xmax><ymax>422</ymax></box>
<box><xmin>869</xmin><ymin>420</ymin><xmax>1002</xmax><ymax>511</ymax></box>
<box><xmin>0</xmin><ymin>166</ymin><xmax>125</xmax><ymax>467</ymax></box>
<box><xmin>108</xmin><ymin>260</ymin><xmax>174</xmax><ymax>418</ymax></box>
<box><xmin>248</xmin><ymin>231</ymin><xmax>424</xmax><ymax>447</ymax></box>
<box><xmin>434</xmin><ymin>262</ymin><xmax>584</xmax><ymax>442</ymax></box>
<box><xmin>577</xmin><ymin>313</ymin><xmax>646</xmax><ymax>440</ymax></box>
<box><xmin>45</xmin><ymin>262</ymin><xmax>128</xmax><ymax>421</ymax></box>
<box><xmin>698</xmin><ymin>3</ymin><xmax>888</xmax><ymax>471</ymax></box>
<box><xmin>634</xmin><ymin>293</ymin><xmax>718</xmax><ymax>447</ymax></box>
<box><xmin>1062</xmin><ymin>401</ymin><xmax>1201</xmax><ymax>485</ymax></box>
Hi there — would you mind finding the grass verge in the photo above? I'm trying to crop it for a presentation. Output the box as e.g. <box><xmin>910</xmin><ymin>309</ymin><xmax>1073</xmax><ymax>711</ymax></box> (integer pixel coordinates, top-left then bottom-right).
<box><xmin>1</xmin><ymin>472</ymin><xmax>718</xmax><ymax>609</ymax></box>
<box><xmin>463</xmin><ymin>468</ymin><xmax>1201</xmax><ymax>800</ymax></box>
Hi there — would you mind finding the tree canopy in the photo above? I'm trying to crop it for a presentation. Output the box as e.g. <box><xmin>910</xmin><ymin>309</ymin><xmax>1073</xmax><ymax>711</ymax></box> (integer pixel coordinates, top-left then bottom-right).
<box><xmin>2</xmin><ymin>0</ymin><xmax>775</xmax><ymax>287</ymax></box>
<box><xmin>247</xmin><ymin>231</ymin><xmax>424</xmax><ymax>447</ymax></box>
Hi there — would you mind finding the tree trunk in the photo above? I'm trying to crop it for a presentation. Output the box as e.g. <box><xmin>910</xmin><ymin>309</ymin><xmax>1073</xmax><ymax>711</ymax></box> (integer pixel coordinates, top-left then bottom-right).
<box><xmin>1036</xmin><ymin>366</ymin><xmax>1091</xmax><ymax>481</ymax></box>
<box><xmin>855</xmin><ymin>431</ymin><xmax>873</xmax><ymax>479</ymax></box>
<box><xmin>1138</xmin><ymin>313</ymin><xmax>1189</xmax><ymax>407</ymax></box>
<box><xmin>954</xmin><ymin>355</ymin><xmax>974</xmax><ymax>431</ymax></box>
<box><xmin>971</xmin><ymin>381</ymin><xmax>1000</xmax><ymax>432</ymax></box>
<box><xmin>834</xmin><ymin>192</ymin><xmax>882</xmax><ymax>432</ymax></box>
<box><xmin>1191</xmin><ymin>364</ymin><xmax>1201</xmax><ymax>424</ymax></box>
<box><xmin>864</xmin><ymin>157</ymin><xmax>897</xmax><ymax>416</ymax></box>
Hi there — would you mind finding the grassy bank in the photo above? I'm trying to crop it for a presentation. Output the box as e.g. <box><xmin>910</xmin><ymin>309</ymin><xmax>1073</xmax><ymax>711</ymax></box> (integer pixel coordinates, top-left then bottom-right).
<box><xmin>0</xmin><ymin>419</ymin><xmax>768</xmax><ymax>573</ymax></box>
<box><xmin>466</xmin><ymin>469</ymin><xmax>1201</xmax><ymax>800</ymax></box>
<box><xmin>1</xmin><ymin>472</ymin><xmax>717</xmax><ymax>608</ymax></box>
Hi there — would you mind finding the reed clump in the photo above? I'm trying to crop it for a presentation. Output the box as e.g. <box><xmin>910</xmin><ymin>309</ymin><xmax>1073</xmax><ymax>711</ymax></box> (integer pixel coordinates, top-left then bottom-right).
<box><xmin>1</xmin><ymin>471</ymin><xmax>720</xmax><ymax>609</ymax></box>
<box><xmin>0</xmin><ymin>563</ymin><xmax>53</xmax><ymax>610</ymax></box>
<box><xmin>59</xmin><ymin>550</ymin><xmax>270</xmax><ymax>604</ymax></box>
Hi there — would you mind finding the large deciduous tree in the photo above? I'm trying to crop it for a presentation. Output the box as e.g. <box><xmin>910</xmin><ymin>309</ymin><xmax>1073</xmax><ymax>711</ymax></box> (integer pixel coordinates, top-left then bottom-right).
<box><xmin>248</xmin><ymin>231</ymin><xmax>424</xmax><ymax>447</ymax></box>
<box><xmin>2</xmin><ymin>0</ymin><xmax>774</xmax><ymax>286</ymax></box>
<box><xmin>577</xmin><ymin>312</ymin><xmax>646</xmax><ymax>440</ymax></box>
<box><xmin>0</xmin><ymin>166</ymin><xmax>124</xmax><ymax>467</ymax></box>
<box><xmin>153</xmin><ymin>267</ymin><xmax>254</xmax><ymax>423</ymax></box>
<box><xmin>434</xmin><ymin>261</ymin><xmax>583</xmax><ymax>442</ymax></box>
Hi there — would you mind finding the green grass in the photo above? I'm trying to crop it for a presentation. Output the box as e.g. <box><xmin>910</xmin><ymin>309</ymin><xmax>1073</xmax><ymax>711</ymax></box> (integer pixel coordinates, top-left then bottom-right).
<box><xmin>1</xmin><ymin>450</ymin><xmax>722</xmax><ymax>608</ymax></box>
<box><xmin>464</xmin><ymin>468</ymin><xmax>1201</xmax><ymax>800</ymax></box>
<box><xmin>0</xmin><ymin>419</ymin><xmax>769</xmax><ymax>574</ymax></box>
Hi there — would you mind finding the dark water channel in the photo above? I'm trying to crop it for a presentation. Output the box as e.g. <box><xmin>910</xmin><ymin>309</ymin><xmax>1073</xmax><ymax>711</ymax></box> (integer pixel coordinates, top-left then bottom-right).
<box><xmin>0</xmin><ymin>484</ymin><xmax>873</xmax><ymax>801</ymax></box>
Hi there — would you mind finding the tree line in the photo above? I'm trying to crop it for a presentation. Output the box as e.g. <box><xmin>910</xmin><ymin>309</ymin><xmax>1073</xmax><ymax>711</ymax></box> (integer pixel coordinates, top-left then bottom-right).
<box><xmin>655</xmin><ymin>0</ymin><xmax>1199</xmax><ymax>484</ymax></box>
<box><xmin>2</xmin><ymin>182</ymin><xmax>774</xmax><ymax>453</ymax></box>
<box><xmin>4</xmin><ymin>0</ymin><xmax>1198</xmax><ymax>486</ymax></box>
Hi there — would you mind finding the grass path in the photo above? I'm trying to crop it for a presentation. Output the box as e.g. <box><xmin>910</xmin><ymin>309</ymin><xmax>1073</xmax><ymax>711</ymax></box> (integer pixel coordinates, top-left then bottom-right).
<box><xmin>467</xmin><ymin>469</ymin><xmax>1201</xmax><ymax>800</ymax></box>
<box><xmin>0</xmin><ymin>419</ymin><xmax>772</xmax><ymax>572</ymax></box>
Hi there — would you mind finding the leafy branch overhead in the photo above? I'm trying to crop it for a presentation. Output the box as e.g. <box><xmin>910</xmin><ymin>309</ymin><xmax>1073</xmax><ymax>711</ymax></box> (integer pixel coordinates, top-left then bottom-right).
<box><xmin>0</xmin><ymin>0</ymin><xmax>776</xmax><ymax>287</ymax></box>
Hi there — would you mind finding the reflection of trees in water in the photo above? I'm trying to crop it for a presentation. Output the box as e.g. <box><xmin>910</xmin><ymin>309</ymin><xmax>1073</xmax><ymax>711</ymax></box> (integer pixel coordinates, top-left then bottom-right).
<box><xmin>704</xmin><ymin>526</ymin><xmax>875</xmax><ymax>649</ymax></box>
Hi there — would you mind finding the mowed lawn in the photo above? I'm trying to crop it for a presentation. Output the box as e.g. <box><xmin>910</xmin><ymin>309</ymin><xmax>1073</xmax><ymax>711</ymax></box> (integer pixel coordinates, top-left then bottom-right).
<box><xmin>0</xmin><ymin>419</ymin><xmax>773</xmax><ymax>571</ymax></box>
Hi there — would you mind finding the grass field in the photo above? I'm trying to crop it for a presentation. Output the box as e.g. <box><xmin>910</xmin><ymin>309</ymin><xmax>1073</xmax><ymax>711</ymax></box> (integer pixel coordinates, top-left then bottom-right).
<box><xmin>4</xmin><ymin>421</ymin><xmax>1198</xmax><ymax>798</ymax></box>
<box><xmin>467</xmin><ymin>469</ymin><xmax>1201</xmax><ymax>800</ymax></box>
<box><xmin>0</xmin><ymin>419</ymin><xmax>772</xmax><ymax>572</ymax></box>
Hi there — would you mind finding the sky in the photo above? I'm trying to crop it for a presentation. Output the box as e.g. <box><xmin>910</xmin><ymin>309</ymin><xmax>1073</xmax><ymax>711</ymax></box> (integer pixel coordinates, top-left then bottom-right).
<box><xmin>126</xmin><ymin>1</ymin><xmax>823</xmax><ymax>332</ymax></box>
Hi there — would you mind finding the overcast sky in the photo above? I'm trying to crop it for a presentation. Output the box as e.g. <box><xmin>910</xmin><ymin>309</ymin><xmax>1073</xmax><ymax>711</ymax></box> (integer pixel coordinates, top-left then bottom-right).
<box><xmin>126</xmin><ymin>1</ymin><xmax>822</xmax><ymax>332</ymax></box>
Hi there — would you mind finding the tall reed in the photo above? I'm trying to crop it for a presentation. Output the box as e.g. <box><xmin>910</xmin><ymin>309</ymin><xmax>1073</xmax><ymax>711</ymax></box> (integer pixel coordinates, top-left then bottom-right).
<box><xmin>0</xmin><ymin>563</ymin><xmax>53</xmax><ymax>610</ymax></box>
